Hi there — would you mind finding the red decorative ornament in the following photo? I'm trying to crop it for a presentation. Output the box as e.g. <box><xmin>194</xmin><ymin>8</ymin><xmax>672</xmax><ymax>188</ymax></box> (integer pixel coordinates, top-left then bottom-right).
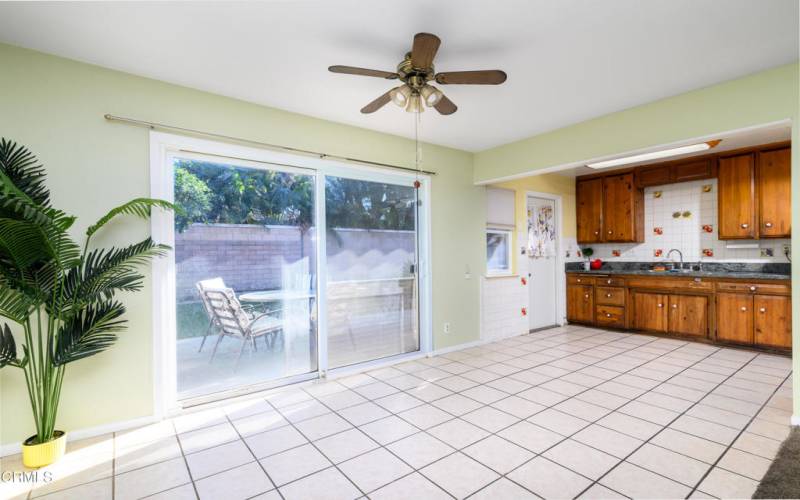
<box><xmin>521</xmin><ymin>277</ymin><xmax>527</xmax><ymax>285</ymax></box>
<box><xmin>654</xmin><ymin>249</ymin><xmax>663</xmax><ymax>257</ymax></box>
<box><xmin>703</xmin><ymin>248</ymin><xmax>714</xmax><ymax>257</ymax></box>
<box><xmin>521</xmin><ymin>307</ymin><xmax>527</xmax><ymax>316</ymax></box>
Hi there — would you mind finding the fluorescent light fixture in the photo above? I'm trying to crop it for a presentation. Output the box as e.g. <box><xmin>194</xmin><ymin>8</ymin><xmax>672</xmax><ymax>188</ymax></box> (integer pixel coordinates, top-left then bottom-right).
<box><xmin>586</xmin><ymin>140</ymin><xmax>722</xmax><ymax>169</ymax></box>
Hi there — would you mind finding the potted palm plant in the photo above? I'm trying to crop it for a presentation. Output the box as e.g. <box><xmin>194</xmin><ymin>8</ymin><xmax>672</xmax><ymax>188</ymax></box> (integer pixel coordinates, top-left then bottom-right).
<box><xmin>0</xmin><ymin>139</ymin><xmax>174</xmax><ymax>468</ymax></box>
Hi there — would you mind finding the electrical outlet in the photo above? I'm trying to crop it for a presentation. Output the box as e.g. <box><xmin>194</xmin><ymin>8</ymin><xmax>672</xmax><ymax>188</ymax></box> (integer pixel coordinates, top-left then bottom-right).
<box><xmin>783</xmin><ymin>244</ymin><xmax>791</xmax><ymax>254</ymax></box>
<box><xmin>443</xmin><ymin>322</ymin><xmax>451</xmax><ymax>334</ymax></box>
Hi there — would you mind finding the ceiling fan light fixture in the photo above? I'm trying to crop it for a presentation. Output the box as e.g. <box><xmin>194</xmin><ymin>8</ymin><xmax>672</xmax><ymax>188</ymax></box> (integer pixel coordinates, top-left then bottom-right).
<box><xmin>405</xmin><ymin>93</ymin><xmax>424</xmax><ymax>113</ymax></box>
<box><xmin>420</xmin><ymin>85</ymin><xmax>443</xmax><ymax>107</ymax></box>
<box><xmin>390</xmin><ymin>85</ymin><xmax>412</xmax><ymax>107</ymax></box>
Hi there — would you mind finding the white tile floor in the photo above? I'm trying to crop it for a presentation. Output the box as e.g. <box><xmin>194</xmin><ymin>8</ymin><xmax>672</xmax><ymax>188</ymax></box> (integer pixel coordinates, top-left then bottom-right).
<box><xmin>1</xmin><ymin>325</ymin><xmax>794</xmax><ymax>500</ymax></box>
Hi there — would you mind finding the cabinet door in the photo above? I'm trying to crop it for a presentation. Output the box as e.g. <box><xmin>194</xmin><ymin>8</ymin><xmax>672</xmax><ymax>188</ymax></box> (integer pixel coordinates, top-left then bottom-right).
<box><xmin>718</xmin><ymin>153</ymin><xmax>756</xmax><ymax>239</ymax></box>
<box><xmin>754</xmin><ymin>295</ymin><xmax>791</xmax><ymax>348</ymax></box>
<box><xmin>673</xmin><ymin>158</ymin><xmax>715</xmax><ymax>183</ymax></box>
<box><xmin>576</xmin><ymin>178</ymin><xmax>603</xmax><ymax>243</ymax></box>
<box><xmin>668</xmin><ymin>295</ymin><xmax>708</xmax><ymax>337</ymax></box>
<box><xmin>632</xmin><ymin>292</ymin><xmax>668</xmax><ymax>332</ymax></box>
<box><xmin>636</xmin><ymin>165</ymin><xmax>671</xmax><ymax>188</ymax></box>
<box><xmin>758</xmin><ymin>147</ymin><xmax>791</xmax><ymax>238</ymax></box>
<box><xmin>716</xmin><ymin>293</ymin><xmax>753</xmax><ymax>344</ymax></box>
<box><xmin>603</xmin><ymin>173</ymin><xmax>642</xmax><ymax>242</ymax></box>
<box><xmin>567</xmin><ymin>285</ymin><xmax>594</xmax><ymax>324</ymax></box>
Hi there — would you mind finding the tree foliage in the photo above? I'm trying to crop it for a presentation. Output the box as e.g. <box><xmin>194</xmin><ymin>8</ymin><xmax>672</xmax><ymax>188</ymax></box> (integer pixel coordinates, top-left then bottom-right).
<box><xmin>173</xmin><ymin>159</ymin><xmax>416</xmax><ymax>232</ymax></box>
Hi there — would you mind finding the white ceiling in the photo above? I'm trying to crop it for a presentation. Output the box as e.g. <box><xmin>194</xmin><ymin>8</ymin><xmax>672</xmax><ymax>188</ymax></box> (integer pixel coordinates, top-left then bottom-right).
<box><xmin>0</xmin><ymin>1</ymin><xmax>797</xmax><ymax>152</ymax></box>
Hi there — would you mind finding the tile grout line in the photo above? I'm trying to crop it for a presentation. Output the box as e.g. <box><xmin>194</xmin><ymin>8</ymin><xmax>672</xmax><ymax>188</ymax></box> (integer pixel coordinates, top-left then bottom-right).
<box><xmin>223</xmin><ymin>412</ymin><xmax>285</xmax><ymax>500</ymax></box>
<box><xmin>572</xmin><ymin>346</ymin><xmax>778</xmax><ymax>499</ymax></box>
<box><xmin>685</xmin><ymin>369</ymin><xmax>794</xmax><ymax>498</ymax></box>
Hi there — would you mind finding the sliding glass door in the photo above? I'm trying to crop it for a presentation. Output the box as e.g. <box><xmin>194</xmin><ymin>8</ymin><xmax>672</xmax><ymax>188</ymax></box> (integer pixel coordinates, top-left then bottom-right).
<box><xmin>324</xmin><ymin>176</ymin><xmax>419</xmax><ymax>368</ymax></box>
<box><xmin>156</xmin><ymin>134</ymin><xmax>428</xmax><ymax>404</ymax></box>
<box><xmin>172</xmin><ymin>154</ymin><xmax>318</xmax><ymax>400</ymax></box>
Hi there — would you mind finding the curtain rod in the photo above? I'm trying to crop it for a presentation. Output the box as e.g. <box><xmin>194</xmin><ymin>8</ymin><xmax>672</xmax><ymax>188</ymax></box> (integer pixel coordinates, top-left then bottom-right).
<box><xmin>104</xmin><ymin>114</ymin><xmax>436</xmax><ymax>176</ymax></box>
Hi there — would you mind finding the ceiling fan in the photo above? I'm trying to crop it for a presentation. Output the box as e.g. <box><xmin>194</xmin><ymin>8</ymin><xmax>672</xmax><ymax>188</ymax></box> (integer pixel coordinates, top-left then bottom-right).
<box><xmin>329</xmin><ymin>32</ymin><xmax>507</xmax><ymax>115</ymax></box>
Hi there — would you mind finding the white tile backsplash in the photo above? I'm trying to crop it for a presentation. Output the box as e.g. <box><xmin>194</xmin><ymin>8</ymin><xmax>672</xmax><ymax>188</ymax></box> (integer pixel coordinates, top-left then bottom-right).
<box><xmin>584</xmin><ymin>179</ymin><xmax>790</xmax><ymax>263</ymax></box>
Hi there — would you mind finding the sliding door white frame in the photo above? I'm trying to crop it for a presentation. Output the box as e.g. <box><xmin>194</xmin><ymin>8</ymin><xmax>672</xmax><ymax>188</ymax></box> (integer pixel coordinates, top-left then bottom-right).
<box><xmin>149</xmin><ymin>131</ymin><xmax>432</xmax><ymax>416</ymax></box>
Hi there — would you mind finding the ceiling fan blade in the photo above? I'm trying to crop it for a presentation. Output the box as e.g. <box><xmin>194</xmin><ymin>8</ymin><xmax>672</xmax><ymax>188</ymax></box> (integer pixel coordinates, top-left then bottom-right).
<box><xmin>434</xmin><ymin>94</ymin><xmax>457</xmax><ymax>115</ymax></box>
<box><xmin>360</xmin><ymin>91</ymin><xmax>393</xmax><ymax>114</ymax></box>
<box><xmin>329</xmin><ymin>65</ymin><xmax>398</xmax><ymax>79</ymax></box>
<box><xmin>435</xmin><ymin>70</ymin><xmax>507</xmax><ymax>85</ymax></box>
<box><xmin>411</xmin><ymin>33</ymin><xmax>441</xmax><ymax>69</ymax></box>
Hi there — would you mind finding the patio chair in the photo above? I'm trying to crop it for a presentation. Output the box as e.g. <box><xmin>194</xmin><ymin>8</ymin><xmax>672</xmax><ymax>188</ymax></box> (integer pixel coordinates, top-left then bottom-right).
<box><xmin>203</xmin><ymin>287</ymin><xmax>283</xmax><ymax>370</ymax></box>
<box><xmin>196</xmin><ymin>278</ymin><xmax>229</xmax><ymax>352</ymax></box>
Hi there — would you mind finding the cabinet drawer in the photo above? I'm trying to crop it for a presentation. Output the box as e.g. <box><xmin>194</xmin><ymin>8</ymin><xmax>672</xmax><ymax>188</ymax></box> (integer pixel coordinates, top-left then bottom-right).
<box><xmin>595</xmin><ymin>276</ymin><xmax>625</xmax><ymax>287</ymax></box>
<box><xmin>627</xmin><ymin>276</ymin><xmax>712</xmax><ymax>291</ymax></box>
<box><xmin>596</xmin><ymin>286</ymin><xmax>625</xmax><ymax>306</ymax></box>
<box><xmin>715</xmin><ymin>281</ymin><xmax>790</xmax><ymax>295</ymax></box>
<box><xmin>568</xmin><ymin>275</ymin><xmax>595</xmax><ymax>285</ymax></box>
<box><xmin>596</xmin><ymin>306</ymin><xmax>625</xmax><ymax>328</ymax></box>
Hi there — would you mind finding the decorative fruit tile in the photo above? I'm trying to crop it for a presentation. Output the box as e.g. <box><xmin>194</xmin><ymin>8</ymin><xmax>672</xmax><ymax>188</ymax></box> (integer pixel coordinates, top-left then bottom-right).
<box><xmin>702</xmin><ymin>184</ymin><xmax>712</xmax><ymax>193</ymax></box>
<box><xmin>521</xmin><ymin>307</ymin><xmax>527</xmax><ymax>316</ymax></box>
<box><xmin>653</xmin><ymin>191</ymin><xmax>662</xmax><ymax>198</ymax></box>
<box><xmin>611</xmin><ymin>249</ymin><xmax>621</xmax><ymax>257</ymax></box>
<box><xmin>760</xmin><ymin>248</ymin><xmax>774</xmax><ymax>257</ymax></box>
<box><xmin>702</xmin><ymin>224</ymin><xmax>713</xmax><ymax>233</ymax></box>
<box><xmin>653</xmin><ymin>227</ymin><xmax>663</xmax><ymax>235</ymax></box>
<box><xmin>682</xmin><ymin>210</ymin><xmax>692</xmax><ymax>218</ymax></box>
<box><xmin>702</xmin><ymin>248</ymin><xmax>714</xmax><ymax>257</ymax></box>
<box><xmin>672</xmin><ymin>211</ymin><xmax>682</xmax><ymax>218</ymax></box>
<box><xmin>654</xmin><ymin>249</ymin><xmax>663</xmax><ymax>257</ymax></box>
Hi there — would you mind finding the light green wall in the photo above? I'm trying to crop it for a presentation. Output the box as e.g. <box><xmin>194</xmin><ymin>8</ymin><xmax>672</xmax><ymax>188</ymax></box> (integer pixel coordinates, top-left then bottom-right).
<box><xmin>0</xmin><ymin>43</ymin><xmax>484</xmax><ymax>446</ymax></box>
<box><xmin>475</xmin><ymin>62</ymin><xmax>800</xmax><ymax>419</ymax></box>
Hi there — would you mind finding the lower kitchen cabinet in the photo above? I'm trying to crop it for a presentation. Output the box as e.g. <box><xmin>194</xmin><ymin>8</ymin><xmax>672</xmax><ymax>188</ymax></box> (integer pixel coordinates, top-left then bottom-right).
<box><xmin>668</xmin><ymin>295</ymin><xmax>708</xmax><ymax>337</ymax></box>
<box><xmin>716</xmin><ymin>293</ymin><xmax>754</xmax><ymax>344</ymax></box>
<box><xmin>567</xmin><ymin>285</ymin><xmax>594</xmax><ymax>324</ymax></box>
<box><xmin>754</xmin><ymin>295</ymin><xmax>792</xmax><ymax>348</ymax></box>
<box><xmin>632</xmin><ymin>292</ymin><xmax>668</xmax><ymax>333</ymax></box>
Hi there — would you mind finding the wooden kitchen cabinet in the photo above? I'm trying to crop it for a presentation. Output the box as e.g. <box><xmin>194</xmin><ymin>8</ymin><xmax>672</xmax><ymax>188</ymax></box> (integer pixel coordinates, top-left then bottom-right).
<box><xmin>668</xmin><ymin>295</ymin><xmax>708</xmax><ymax>337</ymax></box>
<box><xmin>602</xmin><ymin>173</ymin><xmax>643</xmax><ymax>242</ymax></box>
<box><xmin>576</xmin><ymin>178</ymin><xmax>603</xmax><ymax>243</ymax></box>
<box><xmin>716</xmin><ymin>293</ymin><xmax>754</xmax><ymax>344</ymax></box>
<box><xmin>758</xmin><ymin>147</ymin><xmax>791</xmax><ymax>238</ymax></box>
<box><xmin>718</xmin><ymin>153</ymin><xmax>756</xmax><ymax>239</ymax></box>
<box><xmin>672</xmin><ymin>158</ymin><xmax>715</xmax><ymax>183</ymax></box>
<box><xmin>754</xmin><ymin>295</ymin><xmax>792</xmax><ymax>348</ymax></box>
<box><xmin>567</xmin><ymin>285</ymin><xmax>594</xmax><ymax>324</ymax></box>
<box><xmin>632</xmin><ymin>292</ymin><xmax>668</xmax><ymax>333</ymax></box>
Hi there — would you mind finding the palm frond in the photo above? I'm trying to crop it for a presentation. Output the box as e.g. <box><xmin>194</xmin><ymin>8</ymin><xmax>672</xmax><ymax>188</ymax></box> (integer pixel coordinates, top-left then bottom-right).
<box><xmin>0</xmin><ymin>323</ymin><xmax>22</xmax><ymax>368</ymax></box>
<box><xmin>60</xmin><ymin>238</ymin><xmax>169</xmax><ymax>309</ymax></box>
<box><xmin>0</xmin><ymin>139</ymin><xmax>50</xmax><ymax>207</ymax></box>
<box><xmin>0</xmin><ymin>217</ymin><xmax>80</xmax><ymax>273</ymax></box>
<box><xmin>86</xmin><ymin>198</ymin><xmax>177</xmax><ymax>238</ymax></box>
<box><xmin>0</xmin><ymin>287</ymin><xmax>37</xmax><ymax>323</ymax></box>
<box><xmin>51</xmin><ymin>301</ymin><xmax>126</xmax><ymax>366</ymax></box>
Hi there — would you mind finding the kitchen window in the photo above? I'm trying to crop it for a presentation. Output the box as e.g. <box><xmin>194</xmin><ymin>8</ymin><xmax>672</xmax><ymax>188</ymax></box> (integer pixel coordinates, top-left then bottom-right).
<box><xmin>486</xmin><ymin>229</ymin><xmax>512</xmax><ymax>275</ymax></box>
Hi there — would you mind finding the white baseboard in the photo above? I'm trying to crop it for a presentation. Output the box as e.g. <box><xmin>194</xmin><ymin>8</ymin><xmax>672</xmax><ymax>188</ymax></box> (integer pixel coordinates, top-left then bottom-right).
<box><xmin>1</xmin><ymin>414</ymin><xmax>158</xmax><ymax>458</ymax></box>
<box><xmin>791</xmin><ymin>415</ymin><xmax>800</xmax><ymax>426</ymax></box>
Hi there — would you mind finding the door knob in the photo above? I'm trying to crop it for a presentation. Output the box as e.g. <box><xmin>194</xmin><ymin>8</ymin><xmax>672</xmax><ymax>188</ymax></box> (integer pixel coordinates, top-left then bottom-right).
<box><xmin>741</xmin><ymin>223</ymin><xmax>749</xmax><ymax>229</ymax></box>
<box><xmin>740</xmin><ymin>306</ymin><xmax>747</xmax><ymax>312</ymax></box>
<box><xmin>765</xmin><ymin>222</ymin><xmax>773</xmax><ymax>228</ymax></box>
<box><xmin>759</xmin><ymin>307</ymin><xmax>766</xmax><ymax>313</ymax></box>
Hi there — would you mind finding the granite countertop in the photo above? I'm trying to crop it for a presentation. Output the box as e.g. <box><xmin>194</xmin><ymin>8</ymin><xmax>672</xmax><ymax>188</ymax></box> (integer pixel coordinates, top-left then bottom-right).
<box><xmin>565</xmin><ymin>262</ymin><xmax>791</xmax><ymax>281</ymax></box>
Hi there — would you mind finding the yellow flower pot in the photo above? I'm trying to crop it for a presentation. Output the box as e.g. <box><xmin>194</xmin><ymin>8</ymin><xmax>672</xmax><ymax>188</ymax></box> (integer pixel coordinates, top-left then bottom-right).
<box><xmin>22</xmin><ymin>431</ymin><xmax>66</xmax><ymax>468</ymax></box>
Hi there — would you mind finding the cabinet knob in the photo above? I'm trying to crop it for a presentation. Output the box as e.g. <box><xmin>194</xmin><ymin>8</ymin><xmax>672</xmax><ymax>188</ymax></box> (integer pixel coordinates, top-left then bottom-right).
<box><xmin>759</xmin><ymin>307</ymin><xmax>767</xmax><ymax>313</ymax></box>
<box><xmin>577</xmin><ymin>279</ymin><xmax>581</xmax><ymax>283</ymax></box>
<box><xmin>606</xmin><ymin>293</ymin><xmax>612</xmax><ymax>298</ymax></box>
<box><xmin>741</xmin><ymin>223</ymin><xmax>749</xmax><ymax>229</ymax></box>
<box><xmin>584</xmin><ymin>294</ymin><xmax>589</xmax><ymax>299</ymax></box>
<box><xmin>672</xmin><ymin>304</ymin><xmax>678</xmax><ymax>309</ymax></box>
<box><xmin>657</xmin><ymin>303</ymin><xmax>663</xmax><ymax>308</ymax></box>
<box><xmin>606</xmin><ymin>313</ymin><xmax>611</xmax><ymax>318</ymax></box>
<box><xmin>749</xmin><ymin>286</ymin><xmax>757</xmax><ymax>292</ymax></box>
<box><xmin>740</xmin><ymin>306</ymin><xmax>747</xmax><ymax>312</ymax></box>
<box><xmin>594</xmin><ymin>231</ymin><xmax>599</xmax><ymax>235</ymax></box>
<box><xmin>608</xmin><ymin>230</ymin><xmax>613</xmax><ymax>234</ymax></box>
<box><xmin>606</xmin><ymin>279</ymin><xmax>612</xmax><ymax>284</ymax></box>
<box><xmin>765</xmin><ymin>222</ymin><xmax>773</xmax><ymax>228</ymax></box>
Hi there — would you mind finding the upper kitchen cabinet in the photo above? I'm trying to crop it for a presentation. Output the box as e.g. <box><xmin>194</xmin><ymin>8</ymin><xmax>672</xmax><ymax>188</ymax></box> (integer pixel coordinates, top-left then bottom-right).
<box><xmin>718</xmin><ymin>146</ymin><xmax>791</xmax><ymax>240</ymax></box>
<box><xmin>758</xmin><ymin>147</ymin><xmax>791</xmax><ymax>238</ymax></box>
<box><xmin>718</xmin><ymin>153</ymin><xmax>757</xmax><ymax>239</ymax></box>
<box><xmin>576</xmin><ymin>173</ymin><xmax>643</xmax><ymax>243</ymax></box>
<box><xmin>603</xmin><ymin>173</ymin><xmax>644</xmax><ymax>242</ymax></box>
<box><xmin>576</xmin><ymin>178</ymin><xmax>604</xmax><ymax>243</ymax></box>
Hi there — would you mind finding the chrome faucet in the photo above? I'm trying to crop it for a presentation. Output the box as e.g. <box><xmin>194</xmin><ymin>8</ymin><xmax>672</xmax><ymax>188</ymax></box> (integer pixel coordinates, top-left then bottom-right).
<box><xmin>667</xmin><ymin>249</ymin><xmax>684</xmax><ymax>270</ymax></box>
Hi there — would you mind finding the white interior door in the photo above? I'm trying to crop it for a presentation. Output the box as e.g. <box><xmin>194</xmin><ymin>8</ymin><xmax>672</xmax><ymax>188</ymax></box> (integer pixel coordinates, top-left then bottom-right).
<box><xmin>527</xmin><ymin>196</ymin><xmax>558</xmax><ymax>330</ymax></box>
